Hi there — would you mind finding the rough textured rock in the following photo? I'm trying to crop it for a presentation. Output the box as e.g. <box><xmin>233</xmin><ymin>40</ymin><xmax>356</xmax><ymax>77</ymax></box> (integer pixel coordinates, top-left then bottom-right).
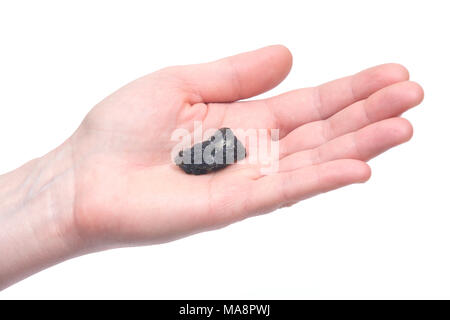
<box><xmin>175</xmin><ymin>128</ymin><xmax>246</xmax><ymax>175</ymax></box>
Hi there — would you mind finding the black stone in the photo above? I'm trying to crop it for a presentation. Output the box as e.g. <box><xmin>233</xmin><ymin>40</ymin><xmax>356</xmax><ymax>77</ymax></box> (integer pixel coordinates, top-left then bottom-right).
<box><xmin>175</xmin><ymin>128</ymin><xmax>246</xmax><ymax>175</ymax></box>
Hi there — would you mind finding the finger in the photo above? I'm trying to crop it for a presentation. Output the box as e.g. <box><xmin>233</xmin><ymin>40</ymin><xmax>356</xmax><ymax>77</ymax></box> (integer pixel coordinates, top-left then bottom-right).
<box><xmin>280</xmin><ymin>81</ymin><xmax>423</xmax><ymax>157</ymax></box>
<box><xmin>244</xmin><ymin>159</ymin><xmax>371</xmax><ymax>215</ymax></box>
<box><xmin>265</xmin><ymin>63</ymin><xmax>409</xmax><ymax>137</ymax></box>
<box><xmin>168</xmin><ymin>45</ymin><xmax>293</xmax><ymax>103</ymax></box>
<box><xmin>279</xmin><ymin>118</ymin><xmax>413</xmax><ymax>172</ymax></box>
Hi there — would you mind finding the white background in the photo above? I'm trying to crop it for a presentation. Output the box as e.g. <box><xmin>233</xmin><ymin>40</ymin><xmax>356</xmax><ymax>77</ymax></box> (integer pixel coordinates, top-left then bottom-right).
<box><xmin>0</xmin><ymin>0</ymin><xmax>449</xmax><ymax>299</ymax></box>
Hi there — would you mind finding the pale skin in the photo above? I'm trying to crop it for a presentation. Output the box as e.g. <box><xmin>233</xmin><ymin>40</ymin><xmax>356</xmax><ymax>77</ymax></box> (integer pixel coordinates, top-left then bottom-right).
<box><xmin>0</xmin><ymin>46</ymin><xmax>424</xmax><ymax>289</ymax></box>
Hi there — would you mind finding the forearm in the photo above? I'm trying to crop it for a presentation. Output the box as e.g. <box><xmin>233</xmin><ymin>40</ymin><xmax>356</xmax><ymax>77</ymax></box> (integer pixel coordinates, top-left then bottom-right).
<box><xmin>0</xmin><ymin>141</ymin><xmax>82</xmax><ymax>290</ymax></box>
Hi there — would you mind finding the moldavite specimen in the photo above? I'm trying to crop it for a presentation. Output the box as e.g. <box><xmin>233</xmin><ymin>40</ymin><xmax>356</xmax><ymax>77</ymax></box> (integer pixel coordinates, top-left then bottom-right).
<box><xmin>175</xmin><ymin>128</ymin><xmax>246</xmax><ymax>175</ymax></box>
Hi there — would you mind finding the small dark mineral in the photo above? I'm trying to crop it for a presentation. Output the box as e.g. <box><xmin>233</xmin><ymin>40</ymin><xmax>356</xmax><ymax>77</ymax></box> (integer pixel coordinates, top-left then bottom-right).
<box><xmin>175</xmin><ymin>128</ymin><xmax>246</xmax><ymax>175</ymax></box>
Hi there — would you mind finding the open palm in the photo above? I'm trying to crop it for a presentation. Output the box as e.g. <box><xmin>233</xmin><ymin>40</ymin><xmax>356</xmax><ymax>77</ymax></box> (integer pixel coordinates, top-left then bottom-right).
<box><xmin>70</xmin><ymin>46</ymin><xmax>423</xmax><ymax>247</ymax></box>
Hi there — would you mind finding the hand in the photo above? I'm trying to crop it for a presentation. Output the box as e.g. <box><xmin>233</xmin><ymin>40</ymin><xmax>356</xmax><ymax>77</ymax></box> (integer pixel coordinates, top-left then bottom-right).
<box><xmin>68</xmin><ymin>45</ymin><xmax>423</xmax><ymax>247</ymax></box>
<box><xmin>0</xmin><ymin>45</ymin><xmax>424</xmax><ymax>288</ymax></box>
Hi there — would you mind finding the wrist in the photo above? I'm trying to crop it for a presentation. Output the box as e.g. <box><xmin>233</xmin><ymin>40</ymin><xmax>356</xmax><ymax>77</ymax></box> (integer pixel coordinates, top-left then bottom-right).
<box><xmin>0</xmin><ymin>140</ymin><xmax>84</xmax><ymax>289</ymax></box>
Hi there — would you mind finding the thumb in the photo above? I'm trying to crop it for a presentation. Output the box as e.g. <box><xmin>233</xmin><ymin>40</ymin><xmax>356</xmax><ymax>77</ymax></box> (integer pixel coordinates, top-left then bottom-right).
<box><xmin>167</xmin><ymin>45</ymin><xmax>293</xmax><ymax>103</ymax></box>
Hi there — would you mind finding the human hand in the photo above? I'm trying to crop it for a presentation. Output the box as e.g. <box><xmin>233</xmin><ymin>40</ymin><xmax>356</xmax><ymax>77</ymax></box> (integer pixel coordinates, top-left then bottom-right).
<box><xmin>67</xmin><ymin>45</ymin><xmax>423</xmax><ymax>248</ymax></box>
<box><xmin>0</xmin><ymin>45</ymin><xmax>424</xmax><ymax>288</ymax></box>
